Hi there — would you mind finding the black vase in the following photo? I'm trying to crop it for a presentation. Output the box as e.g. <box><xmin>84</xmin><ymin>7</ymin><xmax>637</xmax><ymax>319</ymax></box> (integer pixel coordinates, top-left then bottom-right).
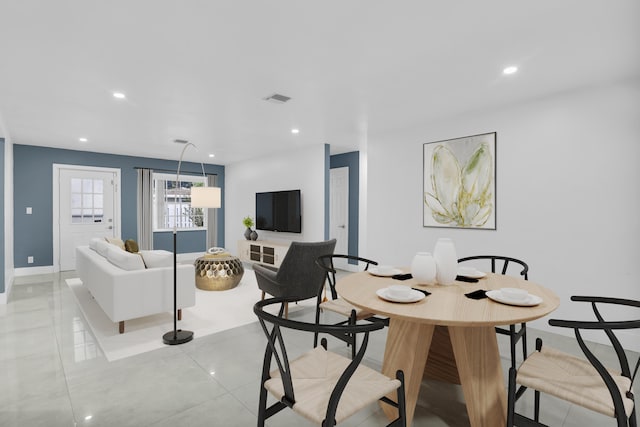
<box><xmin>244</xmin><ymin>227</ymin><xmax>252</xmax><ymax>240</ymax></box>
<box><xmin>250</xmin><ymin>230</ymin><xmax>258</xmax><ymax>241</ymax></box>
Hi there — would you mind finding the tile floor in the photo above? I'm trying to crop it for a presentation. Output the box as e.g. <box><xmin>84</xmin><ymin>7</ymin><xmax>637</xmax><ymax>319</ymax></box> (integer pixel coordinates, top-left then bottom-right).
<box><xmin>1</xmin><ymin>271</ymin><xmax>637</xmax><ymax>426</ymax></box>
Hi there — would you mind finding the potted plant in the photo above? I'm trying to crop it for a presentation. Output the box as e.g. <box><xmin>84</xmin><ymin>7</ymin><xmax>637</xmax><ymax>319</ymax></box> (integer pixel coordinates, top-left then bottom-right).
<box><xmin>243</xmin><ymin>216</ymin><xmax>254</xmax><ymax>240</ymax></box>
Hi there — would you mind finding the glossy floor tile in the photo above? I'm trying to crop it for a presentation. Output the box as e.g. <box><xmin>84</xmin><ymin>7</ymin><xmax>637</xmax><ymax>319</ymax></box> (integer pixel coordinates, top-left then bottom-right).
<box><xmin>0</xmin><ymin>272</ymin><xmax>637</xmax><ymax>426</ymax></box>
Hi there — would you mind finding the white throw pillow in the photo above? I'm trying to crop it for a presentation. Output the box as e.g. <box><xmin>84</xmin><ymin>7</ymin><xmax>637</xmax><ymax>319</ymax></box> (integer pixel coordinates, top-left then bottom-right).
<box><xmin>95</xmin><ymin>239</ymin><xmax>111</xmax><ymax>257</ymax></box>
<box><xmin>139</xmin><ymin>250</ymin><xmax>173</xmax><ymax>269</ymax></box>
<box><xmin>106</xmin><ymin>246</ymin><xmax>146</xmax><ymax>271</ymax></box>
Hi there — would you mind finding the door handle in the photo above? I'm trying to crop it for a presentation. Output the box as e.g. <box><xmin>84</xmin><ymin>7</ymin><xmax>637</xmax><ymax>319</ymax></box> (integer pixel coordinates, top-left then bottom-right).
<box><xmin>338</xmin><ymin>225</ymin><xmax>346</xmax><ymax>228</ymax></box>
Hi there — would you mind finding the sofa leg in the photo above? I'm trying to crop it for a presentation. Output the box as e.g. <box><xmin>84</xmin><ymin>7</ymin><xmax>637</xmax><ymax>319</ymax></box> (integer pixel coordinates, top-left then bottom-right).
<box><xmin>177</xmin><ymin>309</ymin><xmax>182</xmax><ymax>321</ymax></box>
<box><xmin>119</xmin><ymin>321</ymin><xmax>124</xmax><ymax>334</ymax></box>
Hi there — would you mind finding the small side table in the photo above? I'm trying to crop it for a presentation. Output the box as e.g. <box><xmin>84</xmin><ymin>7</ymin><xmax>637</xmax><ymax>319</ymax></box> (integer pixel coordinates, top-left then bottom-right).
<box><xmin>194</xmin><ymin>253</ymin><xmax>244</xmax><ymax>291</ymax></box>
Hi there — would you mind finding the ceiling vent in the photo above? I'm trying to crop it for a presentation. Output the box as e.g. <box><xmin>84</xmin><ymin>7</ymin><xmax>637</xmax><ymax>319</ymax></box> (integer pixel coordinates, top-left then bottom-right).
<box><xmin>263</xmin><ymin>93</ymin><xmax>291</xmax><ymax>104</ymax></box>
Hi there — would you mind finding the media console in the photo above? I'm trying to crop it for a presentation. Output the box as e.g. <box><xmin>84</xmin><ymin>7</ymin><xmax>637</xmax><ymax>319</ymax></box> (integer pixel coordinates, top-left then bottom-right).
<box><xmin>237</xmin><ymin>240</ymin><xmax>291</xmax><ymax>268</ymax></box>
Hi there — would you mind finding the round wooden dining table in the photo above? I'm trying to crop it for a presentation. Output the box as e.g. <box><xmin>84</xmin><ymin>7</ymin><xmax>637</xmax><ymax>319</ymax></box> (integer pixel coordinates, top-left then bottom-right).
<box><xmin>336</xmin><ymin>271</ymin><xmax>560</xmax><ymax>427</ymax></box>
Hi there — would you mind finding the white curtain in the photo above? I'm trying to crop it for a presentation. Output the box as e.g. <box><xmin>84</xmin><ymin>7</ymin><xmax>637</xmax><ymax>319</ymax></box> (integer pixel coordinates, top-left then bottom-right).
<box><xmin>206</xmin><ymin>174</ymin><xmax>218</xmax><ymax>249</ymax></box>
<box><xmin>137</xmin><ymin>168</ymin><xmax>153</xmax><ymax>250</ymax></box>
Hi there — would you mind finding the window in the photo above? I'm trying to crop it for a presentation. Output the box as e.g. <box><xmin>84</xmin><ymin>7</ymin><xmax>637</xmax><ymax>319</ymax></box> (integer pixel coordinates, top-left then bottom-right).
<box><xmin>71</xmin><ymin>178</ymin><xmax>104</xmax><ymax>224</ymax></box>
<box><xmin>152</xmin><ymin>173</ymin><xmax>208</xmax><ymax>231</ymax></box>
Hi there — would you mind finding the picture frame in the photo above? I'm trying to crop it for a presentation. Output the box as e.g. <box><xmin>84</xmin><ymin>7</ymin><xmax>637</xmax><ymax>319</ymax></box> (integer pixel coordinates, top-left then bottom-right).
<box><xmin>423</xmin><ymin>132</ymin><xmax>496</xmax><ymax>229</ymax></box>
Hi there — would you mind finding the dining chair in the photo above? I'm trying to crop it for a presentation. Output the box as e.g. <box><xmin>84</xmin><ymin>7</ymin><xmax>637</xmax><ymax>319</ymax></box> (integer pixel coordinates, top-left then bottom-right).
<box><xmin>507</xmin><ymin>296</ymin><xmax>639</xmax><ymax>427</ymax></box>
<box><xmin>314</xmin><ymin>254</ymin><xmax>389</xmax><ymax>358</ymax></box>
<box><xmin>254</xmin><ymin>239</ymin><xmax>336</xmax><ymax>318</ymax></box>
<box><xmin>458</xmin><ymin>255</ymin><xmax>529</xmax><ymax>369</ymax></box>
<box><xmin>254</xmin><ymin>296</ymin><xmax>407</xmax><ymax>426</ymax></box>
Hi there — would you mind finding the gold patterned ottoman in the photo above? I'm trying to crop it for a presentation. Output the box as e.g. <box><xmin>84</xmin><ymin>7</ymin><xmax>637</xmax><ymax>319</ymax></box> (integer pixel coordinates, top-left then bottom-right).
<box><xmin>194</xmin><ymin>253</ymin><xmax>244</xmax><ymax>291</ymax></box>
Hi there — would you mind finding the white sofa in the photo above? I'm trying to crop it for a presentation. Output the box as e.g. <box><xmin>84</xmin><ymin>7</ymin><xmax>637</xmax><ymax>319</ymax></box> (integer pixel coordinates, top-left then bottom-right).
<box><xmin>75</xmin><ymin>241</ymin><xmax>196</xmax><ymax>333</ymax></box>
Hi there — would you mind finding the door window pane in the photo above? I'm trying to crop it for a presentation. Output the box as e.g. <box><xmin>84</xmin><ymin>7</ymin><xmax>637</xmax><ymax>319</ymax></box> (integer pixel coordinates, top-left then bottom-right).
<box><xmin>70</xmin><ymin>178</ymin><xmax>106</xmax><ymax>224</ymax></box>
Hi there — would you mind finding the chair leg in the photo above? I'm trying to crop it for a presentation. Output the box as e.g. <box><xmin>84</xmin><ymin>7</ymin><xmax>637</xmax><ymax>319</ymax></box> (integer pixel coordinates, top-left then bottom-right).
<box><xmin>509</xmin><ymin>324</ymin><xmax>517</xmax><ymax>369</ymax></box>
<box><xmin>284</xmin><ymin>302</ymin><xmax>288</xmax><ymax>319</ymax></box>
<box><xmin>349</xmin><ymin>309</ymin><xmax>356</xmax><ymax>359</ymax></box>
<box><xmin>257</xmin><ymin>381</ymin><xmax>268</xmax><ymax>427</ymax></box>
<box><xmin>534</xmin><ymin>390</ymin><xmax>540</xmax><ymax>422</ymax></box>
<box><xmin>396</xmin><ymin>370</ymin><xmax>407</xmax><ymax>427</ymax></box>
<box><xmin>314</xmin><ymin>306</ymin><xmax>321</xmax><ymax>348</ymax></box>
<box><xmin>261</xmin><ymin>290</ymin><xmax>265</xmax><ymax>300</ymax></box>
<box><xmin>520</xmin><ymin>323</ymin><xmax>527</xmax><ymax>361</ymax></box>
<box><xmin>507</xmin><ymin>367</ymin><xmax>516</xmax><ymax>427</ymax></box>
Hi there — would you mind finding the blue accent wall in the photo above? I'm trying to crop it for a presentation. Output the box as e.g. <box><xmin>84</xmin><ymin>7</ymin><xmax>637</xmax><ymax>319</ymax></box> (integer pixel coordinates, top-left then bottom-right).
<box><xmin>1</xmin><ymin>138</ymin><xmax>4</xmax><ymax>292</ymax></box>
<box><xmin>13</xmin><ymin>145</ymin><xmax>225</xmax><ymax>268</ymax></box>
<box><xmin>330</xmin><ymin>151</ymin><xmax>359</xmax><ymax>261</ymax></box>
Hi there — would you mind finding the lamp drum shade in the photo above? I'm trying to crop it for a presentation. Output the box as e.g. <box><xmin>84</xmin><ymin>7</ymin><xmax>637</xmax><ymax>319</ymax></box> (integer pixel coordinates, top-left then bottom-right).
<box><xmin>191</xmin><ymin>187</ymin><xmax>221</xmax><ymax>208</ymax></box>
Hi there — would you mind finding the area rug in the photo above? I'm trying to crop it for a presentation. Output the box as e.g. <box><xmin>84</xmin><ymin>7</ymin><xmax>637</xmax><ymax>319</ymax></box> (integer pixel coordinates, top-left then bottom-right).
<box><xmin>65</xmin><ymin>273</ymin><xmax>311</xmax><ymax>361</ymax></box>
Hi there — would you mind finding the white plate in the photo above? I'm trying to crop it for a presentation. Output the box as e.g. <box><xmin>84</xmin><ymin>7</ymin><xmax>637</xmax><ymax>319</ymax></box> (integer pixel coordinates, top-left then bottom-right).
<box><xmin>486</xmin><ymin>290</ymin><xmax>542</xmax><ymax>307</ymax></box>
<box><xmin>457</xmin><ymin>268</ymin><xmax>487</xmax><ymax>279</ymax></box>
<box><xmin>368</xmin><ymin>267</ymin><xmax>403</xmax><ymax>277</ymax></box>
<box><xmin>376</xmin><ymin>288</ymin><xmax>425</xmax><ymax>303</ymax></box>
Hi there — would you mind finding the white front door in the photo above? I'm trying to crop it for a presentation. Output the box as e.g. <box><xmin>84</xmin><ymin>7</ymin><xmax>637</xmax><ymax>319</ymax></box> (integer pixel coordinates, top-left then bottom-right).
<box><xmin>330</xmin><ymin>167</ymin><xmax>349</xmax><ymax>270</ymax></box>
<box><xmin>55</xmin><ymin>166</ymin><xmax>120</xmax><ymax>271</ymax></box>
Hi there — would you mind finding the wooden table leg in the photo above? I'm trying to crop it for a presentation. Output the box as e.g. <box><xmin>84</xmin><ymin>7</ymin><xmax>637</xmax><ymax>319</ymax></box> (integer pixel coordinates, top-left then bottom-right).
<box><xmin>448</xmin><ymin>326</ymin><xmax>506</xmax><ymax>427</ymax></box>
<box><xmin>380</xmin><ymin>319</ymin><xmax>434</xmax><ymax>425</ymax></box>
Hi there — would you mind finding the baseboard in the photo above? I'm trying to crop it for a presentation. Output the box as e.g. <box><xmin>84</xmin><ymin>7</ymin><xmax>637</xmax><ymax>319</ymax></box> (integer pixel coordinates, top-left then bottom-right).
<box><xmin>14</xmin><ymin>265</ymin><xmax>55</xmax><ymax>277</ymax></box>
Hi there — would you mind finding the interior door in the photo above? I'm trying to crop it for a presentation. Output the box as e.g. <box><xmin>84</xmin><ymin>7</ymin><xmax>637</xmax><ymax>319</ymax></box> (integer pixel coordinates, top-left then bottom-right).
<box><xmin>330</xmin><ymin>167</ymin><xmax>349</xmax><ymax>270</ymax></box>
<box><xmin>58</xmin><ymin>168</ymin><xmax>118</xmax><ymax>271</ymax></box>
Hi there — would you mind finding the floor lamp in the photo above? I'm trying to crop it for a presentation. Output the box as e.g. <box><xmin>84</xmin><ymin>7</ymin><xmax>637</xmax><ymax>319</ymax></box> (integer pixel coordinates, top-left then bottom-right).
<box><xmin>163</xmin><ymin>142</ymin><xmax>221</xmax><ymax>345</ymax></box>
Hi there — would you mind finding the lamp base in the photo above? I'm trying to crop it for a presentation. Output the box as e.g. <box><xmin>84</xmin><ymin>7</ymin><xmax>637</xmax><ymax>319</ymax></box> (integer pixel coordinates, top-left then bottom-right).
<box><xmin>162</xmin><ymin>329</ymin><xmax>194</xmax><ymax>345</ymax></box>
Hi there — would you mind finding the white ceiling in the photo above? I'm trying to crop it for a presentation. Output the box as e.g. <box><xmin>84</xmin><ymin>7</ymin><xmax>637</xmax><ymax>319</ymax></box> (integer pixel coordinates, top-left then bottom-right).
<box><xmin>1</xmin><ymin>1</ymin><xmax>639</xmax><ymax>165</ymax></box>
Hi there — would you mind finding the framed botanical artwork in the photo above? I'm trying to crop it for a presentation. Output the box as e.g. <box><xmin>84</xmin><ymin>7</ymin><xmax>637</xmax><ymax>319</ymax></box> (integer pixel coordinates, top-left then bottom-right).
<box><xmin>423</xmin><ymin>132</ymin><xmax>496</xmax><ymax>229</ymax></box>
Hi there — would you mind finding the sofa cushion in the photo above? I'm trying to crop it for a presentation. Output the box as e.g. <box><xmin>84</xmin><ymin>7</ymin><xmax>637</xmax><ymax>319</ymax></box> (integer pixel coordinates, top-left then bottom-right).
<box><xmin>139</xmin><ymin>250</ymin><xmax>173</xmax><ymax>269</ymax></box>
<box><xmin>124</xmin><ymin>239</ymin><xmax>139</xmax><ymax>253</ymax></box>
<box><xmin>89</xmin><ymin>237</ymin><xmax>103</xmax><ymax>251</ymax></box>
<box><xmin>106</xmin><ymin>246</ymin><xmax>146</xmax><ymax>271</ymax></box>
<box><xmin>95</xmin><ymin>239</ymin><xmax>111</xmax><ymax>257</ymax></box>
<box><xmin>106</xmin><ymin>237</ymin><xmax>126</xmax><ymax>250</ymax></box>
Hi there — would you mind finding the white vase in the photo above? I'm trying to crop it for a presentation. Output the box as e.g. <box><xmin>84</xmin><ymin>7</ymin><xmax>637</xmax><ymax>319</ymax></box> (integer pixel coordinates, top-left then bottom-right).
<box><xmin>433</xmin><ymin>238</ymin><xmax>457</xmax><ymax>285</ymax></box>
<box><xmin>411</xmin><ymin>252</ymin><xmax>436</xmax><ymax>285</ymax></box>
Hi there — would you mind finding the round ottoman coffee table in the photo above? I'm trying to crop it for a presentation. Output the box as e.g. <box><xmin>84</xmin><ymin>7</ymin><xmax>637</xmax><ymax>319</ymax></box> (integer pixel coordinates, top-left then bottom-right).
<box><xmin>194</xmin><ymin>254</ymin><xmax>244</xmax><ymax>291</ymax></box>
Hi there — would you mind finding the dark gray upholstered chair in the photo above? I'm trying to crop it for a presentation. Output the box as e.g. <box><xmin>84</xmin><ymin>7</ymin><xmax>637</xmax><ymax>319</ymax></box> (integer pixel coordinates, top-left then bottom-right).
<box><xmin>254</xmin><ymin>239</ymin><xmax>336</xmax><ymax>318</ymax></box>
<box><xmin>507</xmin><ymin>296</ymin><xmax>639</xmax><ymax>427</ymax></box>
<box><xmin>458</xmin><ymin>255</ymin><xmax>529</xmax><ymax>369</ymax></box>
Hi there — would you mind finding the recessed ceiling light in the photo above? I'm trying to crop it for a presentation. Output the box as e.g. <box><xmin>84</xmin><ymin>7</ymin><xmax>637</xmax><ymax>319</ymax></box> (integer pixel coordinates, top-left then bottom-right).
<box><xmin>113</xmin><ymin>92</ymin><xmax>126</xmax><ymax>99</ymax></box>
<box><xmin>291</xmin><ymin>129</ymin><xmax>300</xmax><ymax>134</ymax></box>
<box><xmin>208</xmin><ymin>154</ymin><xmax>215</xmax><ymax>158</ymax></box>
<box><xmin>79</xmin><ymin>137</ymin><xmax>88</xmax><ymax>142</ymax></box>
<box><xmin>84</xmin><ymin>415</ymin><xmax>93</xmax><ymax>421</ymax></box>
<box><xmin>503</xmin><ymin>66</ymin><xmax>518</xmax><ymax>75</ymax></box>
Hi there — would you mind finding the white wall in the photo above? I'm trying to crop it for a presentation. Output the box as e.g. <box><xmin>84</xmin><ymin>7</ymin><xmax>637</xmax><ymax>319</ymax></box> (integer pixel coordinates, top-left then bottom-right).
<box><xmin>365</xmin><ymin>78</ymin><xmax>640</xmax><ymax>350</ymax></box>
<box><xmin>1</xmin><ymin>119</ymin><xmax>13</xmax><ymax>304</ymax></box>
<box><xmin>225</xmin><ymin>144</ymin><xmax>327</xmax><ymax>256</ymax></box>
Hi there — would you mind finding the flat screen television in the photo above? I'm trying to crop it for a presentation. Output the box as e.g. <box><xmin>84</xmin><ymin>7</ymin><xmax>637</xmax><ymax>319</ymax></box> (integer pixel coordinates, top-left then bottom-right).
<box><xmin>255</xmin><ymin>190</ymin><xmax>302</xmax><ymax>233</ymax></box>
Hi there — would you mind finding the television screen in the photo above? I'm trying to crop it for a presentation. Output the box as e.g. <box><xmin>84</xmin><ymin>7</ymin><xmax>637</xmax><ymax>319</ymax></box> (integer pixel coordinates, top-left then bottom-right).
<box><xmin>256</xmin><ymin>190</ymin><xmax>302</xmax><ymax>233</ymax></box>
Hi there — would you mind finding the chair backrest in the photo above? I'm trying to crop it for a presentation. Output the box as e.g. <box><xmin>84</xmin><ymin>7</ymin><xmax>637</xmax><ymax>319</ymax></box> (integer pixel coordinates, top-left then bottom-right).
<box><xmin>458</xmin><ymin>255</ymin><xmax>529</xmax><ymax>279</ymax></box>
<box><xmin>550</xmin><ymin>296</ymin><xmax>640</xmax><ymax>394</ymax></box>
<box><xmin>253</xmin><ymin>297</ymin><xmax>384</xmax><ymax>423</ymax></box>
<box><xmin>315</xmin><ymin>254</ymin><xmax>378</xmax><ymax>300</ymax></box>
<box><xmin>275</xmin><ymin>239</ymin><xmax>337</xmax><ymax>300</ymax></box>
